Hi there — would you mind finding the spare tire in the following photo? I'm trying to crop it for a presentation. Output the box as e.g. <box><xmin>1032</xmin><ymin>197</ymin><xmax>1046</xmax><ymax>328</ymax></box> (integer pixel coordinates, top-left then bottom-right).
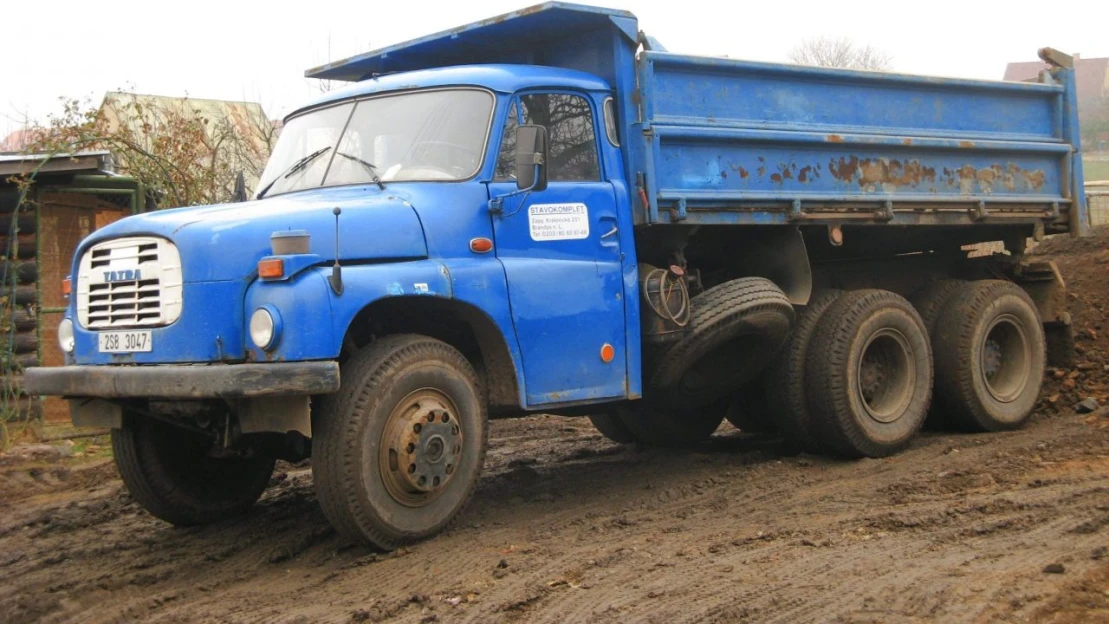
<box><xmin>649</xmin><ymin>277</ymin><xmax>794</xmax><ymax>408</ymax></box>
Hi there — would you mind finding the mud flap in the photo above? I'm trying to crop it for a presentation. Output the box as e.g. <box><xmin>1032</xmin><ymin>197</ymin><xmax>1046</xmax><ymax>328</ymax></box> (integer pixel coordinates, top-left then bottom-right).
<box><xmin>235</xmin><ymin>396</ymin><xmax>312</xmax><ymax>437</ymax></box>
<box><xmin>1014</xmin><ymin>260</ymin><xmax>1072</xmax><ymax>369</ymax></box>
<box><xmin>70</xmin><ymin>398</ymin><xmax>123</xmax><ymax>429</ymax></box>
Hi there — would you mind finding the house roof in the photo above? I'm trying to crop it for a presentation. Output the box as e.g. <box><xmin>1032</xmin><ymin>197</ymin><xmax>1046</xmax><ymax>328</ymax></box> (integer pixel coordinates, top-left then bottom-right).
<box><xmin>1004</xmin><ymin>55</ymin><xmax>1109</xmax><ymax>112</ymax></box>
<box><xmin>0</xmin><ymin>150</ymin><xmax>113</xmax><ymax>177</ymax></box>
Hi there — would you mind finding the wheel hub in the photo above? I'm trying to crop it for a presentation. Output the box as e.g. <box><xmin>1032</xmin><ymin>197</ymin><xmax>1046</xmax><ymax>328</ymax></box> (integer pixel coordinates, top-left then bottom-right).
<box><xmin>856</xmin><ymin>329</ymin><xmax>914</xmax><ymax>424</ymax></box>
<box><xmin>980</xmin><ymin>315</ymin><xmax>1031</xmax><ymax>403</ymax></box>
<box><xmin>380</xmin><ymin>390</ymin><xmax>463</xmax><ymax>506</ymax></box>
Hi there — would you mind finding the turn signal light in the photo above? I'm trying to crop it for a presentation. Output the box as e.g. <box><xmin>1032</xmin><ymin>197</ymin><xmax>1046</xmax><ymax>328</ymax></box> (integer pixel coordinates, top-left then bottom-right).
<box><xmin>258</xmin><ymin>258</ymin><xmax>285</xmax><ymax>279</ymax></box>
<box><xmin>62</xmin><ymin>277</ymin><xmax>72</xmax><ymax>296</ymax></box>
<box><xmin>470</xmin><ymin>237</ymin><xmax>493</xmax><ymax>253</ymax></box>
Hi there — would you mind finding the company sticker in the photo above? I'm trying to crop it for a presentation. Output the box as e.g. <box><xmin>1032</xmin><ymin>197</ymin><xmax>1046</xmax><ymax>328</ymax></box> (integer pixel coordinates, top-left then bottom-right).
<box><xmin>527</xmin><ymin>203</ymin><xmax>589</xmax><ymax>241</ymax></box>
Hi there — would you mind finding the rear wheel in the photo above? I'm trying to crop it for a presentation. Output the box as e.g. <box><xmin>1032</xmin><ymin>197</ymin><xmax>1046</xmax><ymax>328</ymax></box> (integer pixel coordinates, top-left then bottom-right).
<box><xmin>313</xmin><ymin>335</ymin><xmax>487</xmax><ymax>550</ymax></box>
<box><xmin>587</xmin><ymin>413</ymin><xmax>637</xmax><ymax>444</ymax></box>
<box><xmin>112</xmin><ymin>416</ymin><xmax>275</xmax><ymax>526</ymax></box>
<box><xmin>763</xmin><ymin>290</ymin><xmax>843</xmax><ymax>452</ymax></box>
<box><xmin>932</xmin><ymin>280</ymin><xmax>1045</xmax><ymax>431</ymax></box>
<box><xmin>805</xmin><ymin>290</ymin><xmax>932</xmax><ymax>458</ymax></box>
<box><xmin>909</xmin><ymin>279</ymin><xmax>967</xmax><ymax>428</ymax></box>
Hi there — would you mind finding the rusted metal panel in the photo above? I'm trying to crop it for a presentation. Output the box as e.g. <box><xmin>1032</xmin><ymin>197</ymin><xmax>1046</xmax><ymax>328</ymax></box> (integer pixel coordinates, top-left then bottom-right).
<box><xmin>636</xmin><ymin>51</ymin><xmax>1085</xmax><ymax>233</ymax></box>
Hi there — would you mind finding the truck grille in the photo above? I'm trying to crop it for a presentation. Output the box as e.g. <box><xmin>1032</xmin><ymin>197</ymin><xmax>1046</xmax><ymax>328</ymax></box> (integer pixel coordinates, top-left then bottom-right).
<box><xmin>76</xmin><ymin>237</ymin><xmax>183</xmax><ymax>329</ymax></box>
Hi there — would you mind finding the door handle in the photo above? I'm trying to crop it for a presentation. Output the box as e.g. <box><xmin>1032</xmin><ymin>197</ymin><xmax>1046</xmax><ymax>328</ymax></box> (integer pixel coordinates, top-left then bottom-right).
<box><xmin>601</xmin><ymin>226</ymin><xmax>618</xmax><ymax>239</ymax></box>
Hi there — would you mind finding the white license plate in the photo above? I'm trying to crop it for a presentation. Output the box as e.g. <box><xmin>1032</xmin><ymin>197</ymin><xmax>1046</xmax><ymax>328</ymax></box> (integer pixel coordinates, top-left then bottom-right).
<box><xmin>98</xmin><ymin>330</ymin><xmax>153</xmax><ymax>353</ymax></box>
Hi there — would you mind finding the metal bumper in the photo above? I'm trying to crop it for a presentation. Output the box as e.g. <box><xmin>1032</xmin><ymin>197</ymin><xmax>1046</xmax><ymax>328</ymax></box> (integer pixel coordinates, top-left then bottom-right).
<box><xmin>23</xmin><ymin>362</ymin><xmax>340</xmax><ymax>399</ymax></box>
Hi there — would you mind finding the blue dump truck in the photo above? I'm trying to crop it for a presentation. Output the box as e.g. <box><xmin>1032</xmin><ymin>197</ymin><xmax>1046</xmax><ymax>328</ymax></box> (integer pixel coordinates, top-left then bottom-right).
<box><xmin>25</xmin><ymin>3</ymin><xmax>1088</xmax><ymax>549</ymax></box>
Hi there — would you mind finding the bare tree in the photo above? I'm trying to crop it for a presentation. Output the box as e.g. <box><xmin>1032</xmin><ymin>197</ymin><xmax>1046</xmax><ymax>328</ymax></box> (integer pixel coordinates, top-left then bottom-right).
<box><xmin>789</xmin><ymin>36</ymin><xmax>893</xmax><ymax>72</ymax></box>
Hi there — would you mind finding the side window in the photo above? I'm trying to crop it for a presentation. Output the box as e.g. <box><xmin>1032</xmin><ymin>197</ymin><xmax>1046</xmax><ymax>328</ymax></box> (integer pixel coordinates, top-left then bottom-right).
<box><xmin>520</xmin><ymin>93</ymin><xmax>600</xmax><ymax>181</ymax></box>
<box><xmin>603</xmin><ymin>98</ymin><xmax>619</xmax><ymax>147</ymax></box>
<box><xmin>494</xmin><ymin>100</ymin><xmax>519</xmax><ymax>181</ymax></box>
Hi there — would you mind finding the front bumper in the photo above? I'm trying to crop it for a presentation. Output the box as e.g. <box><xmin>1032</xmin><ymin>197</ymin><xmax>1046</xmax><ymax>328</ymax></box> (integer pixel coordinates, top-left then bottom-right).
<box><xmin>24</xmin><ymin>362</ymin><xmax>340</xmax><ymax>399</ymax></box>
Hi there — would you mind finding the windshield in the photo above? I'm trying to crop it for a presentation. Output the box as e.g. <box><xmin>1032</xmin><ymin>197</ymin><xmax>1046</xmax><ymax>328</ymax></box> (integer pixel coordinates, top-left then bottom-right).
<box><xmin>257</xmin><ymin>89</ymin><xmax>494</xmax><ymax>198</ymax></box>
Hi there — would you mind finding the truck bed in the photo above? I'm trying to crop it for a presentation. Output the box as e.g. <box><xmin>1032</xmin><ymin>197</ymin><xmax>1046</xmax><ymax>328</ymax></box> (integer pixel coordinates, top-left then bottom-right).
<box><xmin>632</xmin><ymin>51</ymin><xmax>1087</xmax><ymax>234</ymax></box>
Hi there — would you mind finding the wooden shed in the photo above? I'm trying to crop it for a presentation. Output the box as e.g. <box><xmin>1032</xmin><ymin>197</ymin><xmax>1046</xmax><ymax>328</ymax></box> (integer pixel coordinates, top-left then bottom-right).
<box><xmin>1</xmin><ymin>151</ymin><xmax>148</xmax><ymax>423</ymax></box>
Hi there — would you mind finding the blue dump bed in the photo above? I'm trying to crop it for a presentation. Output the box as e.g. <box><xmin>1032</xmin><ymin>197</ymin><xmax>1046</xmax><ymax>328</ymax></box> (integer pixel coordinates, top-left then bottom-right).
<box><xmin>308</xmin><ymin>2</ymin><xmax>1088</xmax><ymax>235</ymax></box>
<box><xmin>634</xmin><ymin>52</ymin><xmax>1087</xmax><ymax>233</ymax></box>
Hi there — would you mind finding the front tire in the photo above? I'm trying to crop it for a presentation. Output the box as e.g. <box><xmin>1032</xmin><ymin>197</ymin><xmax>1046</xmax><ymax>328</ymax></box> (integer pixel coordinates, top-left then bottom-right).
<box><xmin>112</xmin><ymin>416</ymin><xmax>275</xmax><ymax>526</ymax></box>
<box><xmin>312</xmin><ymin>335</ymin><xmax>487</xmax><ymax>550</ymax></box>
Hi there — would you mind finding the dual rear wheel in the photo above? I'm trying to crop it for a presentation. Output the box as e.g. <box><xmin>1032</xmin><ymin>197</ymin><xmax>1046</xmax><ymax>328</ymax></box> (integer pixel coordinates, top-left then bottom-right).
<box><xmin>589</xmin><ymin>279</ymin><xmax>1046</xmax><ymax>459</ymax></box>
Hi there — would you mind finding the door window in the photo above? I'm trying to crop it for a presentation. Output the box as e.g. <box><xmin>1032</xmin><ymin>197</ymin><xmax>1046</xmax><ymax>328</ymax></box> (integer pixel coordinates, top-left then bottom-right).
<box><xmin>494</xmin><ymin>93</ymin><xmax>600</xmax><ymax>182</ymax></box>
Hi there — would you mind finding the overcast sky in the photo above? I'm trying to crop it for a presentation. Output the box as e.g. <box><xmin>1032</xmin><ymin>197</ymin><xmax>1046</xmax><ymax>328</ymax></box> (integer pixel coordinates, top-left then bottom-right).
<box><xmin>3</xmin><ymin>0</ymin><xmax>1106</xmax><ymax>138</ymax></box>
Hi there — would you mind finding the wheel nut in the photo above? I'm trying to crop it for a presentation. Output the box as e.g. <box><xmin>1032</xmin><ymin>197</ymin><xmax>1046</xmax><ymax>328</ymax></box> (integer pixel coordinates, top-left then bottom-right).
<box><xmin>442</xmin><ymin>413</ymin><xmax>450</xmax><ymax>423</ymax></box>
<box><xmin>408</xmin><ymin>464</ymin><xmax>416</xmax><ymax>474</ymax></box>
<box><xmin>407</xmin><ymin>443</ymin><xmax>415</xmax><ymax>453</ymax></box>
<box><xmin>414</xmin><ymin>423</ymin><xmax>422</xmax><ymax>433</ymax></box>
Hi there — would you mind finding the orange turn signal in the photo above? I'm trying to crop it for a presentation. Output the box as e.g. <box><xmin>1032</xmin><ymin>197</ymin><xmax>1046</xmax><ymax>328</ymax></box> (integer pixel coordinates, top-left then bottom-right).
<box><xmin>62</xmin><ymin>278</ymin><xmax>72</xmax><ymax>296</ymax></box>
<box><xmin>258</xmin><ymin>258</ymin><xmax>285</xmax><ymax>279</ymax></box>
<box><xmin>600</xmin><ymin>343</ymin><xmax>615</xmax><ymax>363</ymax></box>
<box><xmin>469</xmin><ymin>237</ymin><xmax>494</xmax><ymax>253</ymax></box>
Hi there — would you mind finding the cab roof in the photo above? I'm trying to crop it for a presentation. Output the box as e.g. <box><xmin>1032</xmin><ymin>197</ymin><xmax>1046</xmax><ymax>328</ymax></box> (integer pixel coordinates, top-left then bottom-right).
<box><xmin>290</xmin><ymin>64</ymin><xmax>612</xmax><ymax>119</ymax></box>
<box><xmin>304</xmin><ymin>2</ymin><xmax>637</xmax><ymax>82</ymax></box>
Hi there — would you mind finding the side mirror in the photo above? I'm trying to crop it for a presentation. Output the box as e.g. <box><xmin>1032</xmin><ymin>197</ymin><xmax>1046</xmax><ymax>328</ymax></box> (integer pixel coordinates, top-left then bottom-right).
<box><xmin>515</xmin><ymin>124</ymin><xmax>548</xmax><ymax>192</ymax></box>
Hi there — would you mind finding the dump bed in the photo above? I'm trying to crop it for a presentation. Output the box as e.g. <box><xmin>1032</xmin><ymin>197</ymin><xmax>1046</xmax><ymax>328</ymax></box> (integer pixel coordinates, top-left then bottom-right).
<box><xmin>632</xmin><ymin>51</ymin><xmax>1088</xmax><ymax>234</ymax></box>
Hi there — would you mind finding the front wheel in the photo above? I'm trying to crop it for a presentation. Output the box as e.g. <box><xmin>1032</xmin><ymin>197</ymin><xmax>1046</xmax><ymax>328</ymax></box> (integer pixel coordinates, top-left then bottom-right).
<box><xmin>112</xmin><ymin>416</ymin><xmax>275</xmax><ymax>526</ymax></box>
<box><xmin>312</xmin><ymin>335</ymin><xmax>487</xmax><ymax>550</ymax></box>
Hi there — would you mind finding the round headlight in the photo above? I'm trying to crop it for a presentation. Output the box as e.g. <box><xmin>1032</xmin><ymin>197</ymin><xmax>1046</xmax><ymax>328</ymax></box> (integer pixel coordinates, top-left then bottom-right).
<box><xmin>58</xmin><ymin>318</ymin><xmax>75</xmax><ymax>353</ymax></box>
<box><xmin>249</xmin><ymin>307</ymin><xmax>278</xmax><ymax>350</ymax></box>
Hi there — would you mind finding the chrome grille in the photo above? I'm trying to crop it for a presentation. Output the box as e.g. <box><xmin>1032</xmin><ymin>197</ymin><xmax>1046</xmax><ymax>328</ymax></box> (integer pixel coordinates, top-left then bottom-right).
<box><xmin>77</xmin><ymin>237</ymin><xmax>183</xmax><ymax>329</ymax></box>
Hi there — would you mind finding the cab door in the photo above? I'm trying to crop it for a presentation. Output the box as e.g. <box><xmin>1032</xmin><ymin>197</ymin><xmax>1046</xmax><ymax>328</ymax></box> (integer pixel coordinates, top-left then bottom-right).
<box><xmin>487</xmin><ymin>92</ymin><xmax>627</xmax><ymax>407</ymax></box>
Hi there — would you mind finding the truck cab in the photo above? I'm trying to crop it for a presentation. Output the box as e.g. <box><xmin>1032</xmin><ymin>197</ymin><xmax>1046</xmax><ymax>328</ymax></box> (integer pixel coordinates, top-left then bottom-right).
<box><xmin>26</xmin><ymin>3</ymin><xmax>1086</xmax><ymax>549</ymax></box>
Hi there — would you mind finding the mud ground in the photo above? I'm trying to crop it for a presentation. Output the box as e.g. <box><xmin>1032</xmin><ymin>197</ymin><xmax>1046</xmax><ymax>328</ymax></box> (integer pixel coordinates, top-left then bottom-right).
<box><xmin>3</xmin><ymin>229</ymin><xmax>1109</xmax><ymax>624</ymax></box>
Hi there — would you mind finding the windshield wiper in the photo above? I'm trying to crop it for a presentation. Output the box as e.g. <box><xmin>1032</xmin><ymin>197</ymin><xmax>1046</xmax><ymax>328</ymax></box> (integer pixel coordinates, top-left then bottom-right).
<box><xmin>335</xmin><ymin>152</ymin><xmax>386</xmax><ymax>190</ymax></box>
<box><xmin>256</xmin><ymin>146</ymin><xmax>332</xmax><ymax>199</ymax></box>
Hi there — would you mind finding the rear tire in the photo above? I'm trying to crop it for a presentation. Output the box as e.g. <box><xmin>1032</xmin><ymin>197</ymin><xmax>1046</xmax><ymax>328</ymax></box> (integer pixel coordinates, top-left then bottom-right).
<box><xmin>650</xmin><ymin>277</ymin><xmax>794</xmax><ymax>408</ymax></box>
<box><xmin>932</xmin><ymin>280</ymin><xmax>1045</xmax><ymax>432</ymax></box>
<box><xmin>112</xmin><ymin>416</ymin><xmax>275</xmax><ymax>526</ymax></box>
<box><xmin>313</xmin><ymin>335</ymin><xmax>487</xmax><ymax>550</ymax></box>
<box><xmin>763</xmin><ymin>290</ymin><xmax>844</xmax><ymax>452</ymax></box>
<box><xmin>587</xmin><ymin>413</ymin><xmax>637</xmax><ymax>444</ymax></box>
<box><xmin>910</xmin><ymin>279</ymin><xmax>967</xmax><ymax>337</ymax></box>
<box><xmin>805</xmin><ymin>290</ymin><xmax>932</xmax><ymax>458</ymax></box>
<box><xmin>909</xmin><ymin>279</ymin><xmax>967</xmax><ymax>428</ymax></box>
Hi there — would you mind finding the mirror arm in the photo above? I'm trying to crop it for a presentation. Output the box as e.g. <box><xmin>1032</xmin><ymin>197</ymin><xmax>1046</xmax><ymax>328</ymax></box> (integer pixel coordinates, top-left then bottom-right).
<box><xmin>489</xmin><ymin>163</ymin><xmax>542</xmax><ymax>215</ymax></box>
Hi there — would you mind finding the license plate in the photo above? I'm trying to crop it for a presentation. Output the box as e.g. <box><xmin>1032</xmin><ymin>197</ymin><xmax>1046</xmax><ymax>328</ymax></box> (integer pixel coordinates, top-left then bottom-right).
<box><xmin>98</xmin><ymin>330</ymin><xmax>152</xmax><ymax>353</ymax></box>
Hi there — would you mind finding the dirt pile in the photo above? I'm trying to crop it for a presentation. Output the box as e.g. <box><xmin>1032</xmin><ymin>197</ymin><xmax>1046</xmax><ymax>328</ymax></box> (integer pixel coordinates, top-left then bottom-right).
<box><xmin>1033</xmin><ymin>226</ymin><xmax>1109</xmax><ymax>415</ymax></box>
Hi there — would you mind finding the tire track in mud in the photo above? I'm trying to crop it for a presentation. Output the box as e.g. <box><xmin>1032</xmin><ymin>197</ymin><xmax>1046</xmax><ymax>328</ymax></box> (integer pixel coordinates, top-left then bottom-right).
<box><xmin>1</xmin><ymin>412</ymin><xmax>1107</xmax><ymax>624</ymax></box>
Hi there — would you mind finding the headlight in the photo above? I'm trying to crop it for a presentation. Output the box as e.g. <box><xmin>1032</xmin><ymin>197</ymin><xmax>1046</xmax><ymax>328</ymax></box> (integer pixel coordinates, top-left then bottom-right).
<box><xmin>58</xmin><ymin>318</ymin><xmax>75</xmax><ymax>353</ymax></box>
<box><xmin>249</xmin><ymin>307</ymin><xmax>280</xmax><ymax>350</ymax></box>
